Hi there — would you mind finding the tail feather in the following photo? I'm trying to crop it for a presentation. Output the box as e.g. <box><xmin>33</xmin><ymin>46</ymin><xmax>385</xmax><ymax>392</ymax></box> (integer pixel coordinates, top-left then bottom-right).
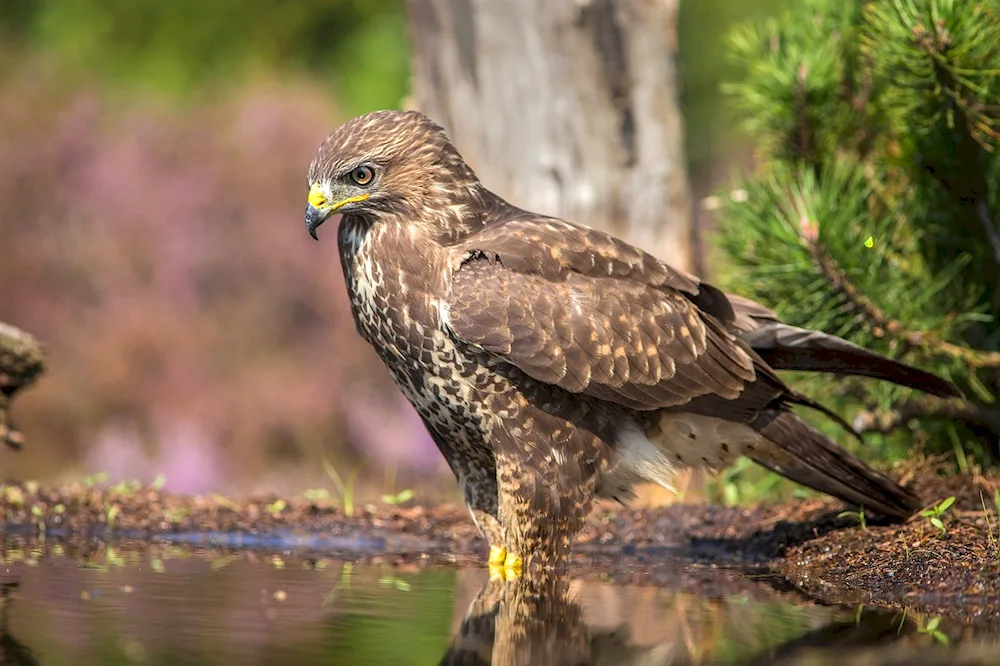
<box><xmin>783</xmin><ymin>389</ymin><xmax>865</xmax><ymax>445</ymax></box>
<box><xmin>749</xmin><ymin>409</ymin><xmax>922</xmax><ymax>520</ymax></box>
<box><xmin>739</xmin><ymin>322</ymin><xmax>963</xmax><ymax>399</ymax></box>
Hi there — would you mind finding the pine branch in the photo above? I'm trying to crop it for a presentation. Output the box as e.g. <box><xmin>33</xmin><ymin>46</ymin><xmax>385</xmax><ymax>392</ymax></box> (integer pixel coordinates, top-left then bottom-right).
<box><xmin>810</xmin><ymin>240</ymin><xmax>1000</xmax><ymax>369</ymax></box>
<box><xmin>854</xmin><ymin>395</ymin><xmax>1000</xmax><ymax>437</ymax></box>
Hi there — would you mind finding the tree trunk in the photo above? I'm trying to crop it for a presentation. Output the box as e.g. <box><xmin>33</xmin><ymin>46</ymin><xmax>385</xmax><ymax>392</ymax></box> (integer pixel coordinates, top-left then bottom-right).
<box><xmin>405</xmin><ymin>0</ymin><xmax>694</xmax><ymax>271</ymax></box>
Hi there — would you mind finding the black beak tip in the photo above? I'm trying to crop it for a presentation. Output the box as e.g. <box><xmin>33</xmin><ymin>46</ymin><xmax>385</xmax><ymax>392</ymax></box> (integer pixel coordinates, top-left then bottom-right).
<box><xmin>305</xmin><ymin>203</ymin><xmax>327</xmax><ymax>241</ymax></box>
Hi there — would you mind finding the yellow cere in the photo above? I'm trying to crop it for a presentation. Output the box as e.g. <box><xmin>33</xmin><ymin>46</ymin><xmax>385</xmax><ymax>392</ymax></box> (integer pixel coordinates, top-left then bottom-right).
<box><xmin>308</xmin><ymin>184</ymin><xmax>328</xmax><ymax>209</ymax></box>
<box><xmin>308</xmin><ymin>184</ymin><xmax>371</xmax><ymax>211</ymax></box>
<box><xmin>333</xmin><ymin>194</ymin><xmax>371</xmax><ymax>209</ymax></box>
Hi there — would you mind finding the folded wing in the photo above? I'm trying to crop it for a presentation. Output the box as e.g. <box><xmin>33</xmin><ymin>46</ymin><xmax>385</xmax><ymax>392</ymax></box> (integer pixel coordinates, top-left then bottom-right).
<box><xmin>446</xmin><ymin>249</ymin><xmax>761</xmax><ymax>412</ymax></box>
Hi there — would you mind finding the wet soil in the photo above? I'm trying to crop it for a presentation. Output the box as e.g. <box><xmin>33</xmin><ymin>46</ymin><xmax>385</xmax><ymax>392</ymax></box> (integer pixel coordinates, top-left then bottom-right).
<box><xmin>1</xmin><ymin>469</ymin><xmax>997</xmax><ymax>624</ymax></box>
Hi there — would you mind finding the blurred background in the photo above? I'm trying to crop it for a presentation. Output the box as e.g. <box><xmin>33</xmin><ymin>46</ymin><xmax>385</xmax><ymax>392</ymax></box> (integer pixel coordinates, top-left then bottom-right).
<box><xmin>0</xmin><ymin>0</ymin><xmax>785</xmax><ymax>500</ymax></box>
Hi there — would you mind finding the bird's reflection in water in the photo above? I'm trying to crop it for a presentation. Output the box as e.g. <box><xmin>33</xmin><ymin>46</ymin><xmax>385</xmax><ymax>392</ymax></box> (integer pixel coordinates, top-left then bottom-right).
<box><xmin>439</xmin><ymin>573</ymin><xmax>919</xmax><ymax>666</ymax></box>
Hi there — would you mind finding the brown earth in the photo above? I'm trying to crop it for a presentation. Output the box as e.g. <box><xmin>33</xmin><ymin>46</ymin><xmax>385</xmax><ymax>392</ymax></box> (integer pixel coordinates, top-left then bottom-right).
<box><xmin>0</xmin><ymin>469</ymin><xmax>997</xmax><ymax>625</ymax></box>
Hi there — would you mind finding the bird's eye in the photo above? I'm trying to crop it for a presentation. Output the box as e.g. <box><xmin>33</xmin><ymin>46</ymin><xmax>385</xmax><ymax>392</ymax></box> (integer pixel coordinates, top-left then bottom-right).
<box><xmin>350</xmin><ymin>165</ymin><xmax>374</xmax><ymax>186</ymax></box>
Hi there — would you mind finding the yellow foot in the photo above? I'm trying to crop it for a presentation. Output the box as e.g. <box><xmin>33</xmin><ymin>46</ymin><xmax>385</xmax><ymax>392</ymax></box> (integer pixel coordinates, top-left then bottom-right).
<box><xmin>488</xmin><ymin>545</ymin><xmax>507</xmax><ymax>567</ymax></box>
<box><xmin>487</xmin><ymin>547</ymin><xmax>523</xmax><ymax>581</ymax></box>
<box><xmin>503</xmin><ymin>552</ymin><xmax>523</xmax><ymax>579</ymax></box>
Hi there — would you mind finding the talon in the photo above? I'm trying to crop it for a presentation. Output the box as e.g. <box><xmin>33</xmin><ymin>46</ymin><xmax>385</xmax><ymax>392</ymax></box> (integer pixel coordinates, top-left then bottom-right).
<box><xmin>488</xmin><ymin>545</ymin><xmax>507</xmax><ymax>567</ymax></box>
<box><xmin>488</xmin><ymin>563</ymin><xmax>506</xmax><ymax>582</ymax></box>
<box><xmin>486</xmin><ymin>548</ymin><xmax>523</xmax><ymax>581</ymax></box>
<box><xmin>503</xmin><ymin>552</ymin><xmax>523</xmax><ymax>579</ymax></box>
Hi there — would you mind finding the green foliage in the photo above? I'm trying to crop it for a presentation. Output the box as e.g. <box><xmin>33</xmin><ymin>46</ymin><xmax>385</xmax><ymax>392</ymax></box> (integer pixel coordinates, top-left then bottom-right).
<box><xmin>919</xmin><ymin>495</ymin><xmax>956</xmax><ymax>534</ymax></box>
<box><xmin>381</xmin><ymin>488</ymin><xmax>415</xmax><ymax>505</ymax></box>
<box><xmin>838</xmin><ymin>505</ymin><xmax>868</xmax><ymax>531</ymax></box>
<box><xmin>0</xmin><ymin>0</ymin><xmax>409</xmax><ymax>114</ymax></box>
<box><xmin>715</xmin><ymin>0</ymin><xmax>1000</xmax><ymax>474</ymax></box>
<box><xmin>323</xmin><ymin>457</ymin><xmax>365</xmax><ymax>517</ymax></box>
<box><xmin>918</xmin><ymin>615</ymin><xmax>950</xmax><ymax>645</ymax></box>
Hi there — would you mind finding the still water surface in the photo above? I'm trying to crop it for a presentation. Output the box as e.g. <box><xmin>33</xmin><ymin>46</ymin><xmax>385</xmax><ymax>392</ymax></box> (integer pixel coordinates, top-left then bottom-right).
<box><xmin>0</xmin><ymin>542</ymin><xmax>994</xmax><ymax>665</ymax></box>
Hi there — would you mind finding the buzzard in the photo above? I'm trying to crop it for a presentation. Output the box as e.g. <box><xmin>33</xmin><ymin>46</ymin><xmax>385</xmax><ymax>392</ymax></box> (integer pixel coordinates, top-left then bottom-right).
<box><xmin>304</xmin><ymin>110</ymin><xmax>961</xmax><ymax>578</ymax></box>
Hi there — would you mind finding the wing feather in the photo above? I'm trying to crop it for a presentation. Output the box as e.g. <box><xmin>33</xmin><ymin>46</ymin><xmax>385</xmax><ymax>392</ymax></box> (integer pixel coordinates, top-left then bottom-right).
<box><xmin>446</xmin><ymin>250</ymin><xmax>757</xmax><ymax>411</ymax></box>
<box><xmin>447</xmin><ymin>212</ymin><xmax>958</xmax><ymax>433</ymax></box>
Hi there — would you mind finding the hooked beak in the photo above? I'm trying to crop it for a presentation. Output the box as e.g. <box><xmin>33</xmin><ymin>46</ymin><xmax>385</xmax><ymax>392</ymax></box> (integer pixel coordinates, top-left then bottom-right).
<box><xmin>305</xmin><ymin>203</ymin><xmax>332</xmax><ymax>241</ymax></box>
<box><xmin>303</xmin><ymin>184</ymin><xmax>371</xmax><ymax>241</ymax></box>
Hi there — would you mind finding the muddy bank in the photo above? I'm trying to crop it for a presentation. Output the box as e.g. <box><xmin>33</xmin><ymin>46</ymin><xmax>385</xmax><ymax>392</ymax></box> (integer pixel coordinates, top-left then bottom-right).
<box><xmin>0</xmin><ymin>470</ymin><xmax>997</xmax><ymax>623</ymax></box>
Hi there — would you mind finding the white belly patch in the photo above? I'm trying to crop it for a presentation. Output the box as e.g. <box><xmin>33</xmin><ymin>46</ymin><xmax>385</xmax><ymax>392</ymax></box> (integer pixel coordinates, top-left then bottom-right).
<box><xmin>597</xmin><ymin>413</ymin><xmax>767</xmax><ymax>500</ymax></box>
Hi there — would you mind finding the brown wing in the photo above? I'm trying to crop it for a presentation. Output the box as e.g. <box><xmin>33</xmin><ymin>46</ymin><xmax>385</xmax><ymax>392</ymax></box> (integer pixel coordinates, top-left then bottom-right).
<box><xmin>446</xmin><ymin>247</ymin><xmax>760</xmax><ymax>412</ymax></box>
<box><xmin>457</xmin><ymin>214</ymin><xmax>745</xmax><ymax>323</ymax></box>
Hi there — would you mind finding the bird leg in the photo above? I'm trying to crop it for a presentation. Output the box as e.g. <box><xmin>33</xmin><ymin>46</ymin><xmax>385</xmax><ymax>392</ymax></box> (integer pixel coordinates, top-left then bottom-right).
<box><xmin>493</xmin><ymin>445</ymin><xmax>596</xmax><ymax>581</ymax></box>
<box><xmin>488</xmin><ymin>549</ymin><xmax>523</xmax><ymax>582</ymax></box>
<box><xmin>424</xmin><ymin>421</ymin><xmax>509</xmax><ymax>570</ymax></box>
<box><xmin>455</xmin><ymin>462</ymin><xmax>511</xmax><ymax>575</ymax></box>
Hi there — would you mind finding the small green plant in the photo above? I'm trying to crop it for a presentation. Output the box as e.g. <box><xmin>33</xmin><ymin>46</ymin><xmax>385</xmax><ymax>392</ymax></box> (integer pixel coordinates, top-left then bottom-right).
<box><xmin>323</xmin><ymin>458</ymin><xmax>365</xmax><ymax>517</ymax></box>
<box><xmin>381</xmin><ymin>489</ymin><xmax>414</xmax><ymax>506</ymax></box>
<box><xmin>83</xmin><ymin>472</ymin><xmax>109</xmax><ymax>488</ymax></box>
<box><xmin>302</xmin><ymin>488</ymin><xmax>333</xmax><ymax>504</ymax></box>
<box><xmin>380</xmin><ymin>463</ymin><xmax>415</xmax><ymax>506</ymax></box>
<box><xmin>323</xmin><ymin>562</ymin><xmax>356</xmax><ymax>610</ymax></box>
<box><xmin>211</xmin><ymin>493</ymin><xmax>238</xmax><ymax>511</ymax></box>
<box><xmin>151</xmin><ymin>474</ymin><xmax>167</xmax><ymax>491</ymax></box>
<box><xmin>109</xmin><ymin>479</ymin><xmax>142</xmax><ymax>496</ymax></box>
<box><xmin>210</xmin><ymin>555</ymin><xmax>237</xmax><ymax>571</ymax></box>
<box><xmin>918</xmin><ymin>616</ymin><xmax>949</xmax><ymax>645</ymax></box>
<box><xmin>105</xmin><ymin>546</ymin><xmax>126</xmax><ymax>568</ymax></box>
<box><xmin>163</xmin><ymin>506</ymin><xmax>189</xmax><ymax>524</ymax></box>
<box><xmin>266</xmin><ymin>498</ymin><xmax>287</xmax><ymax>516</ymax></box>
<box><xmin>920</xmin><ymin>497</ymin><xmax>956</xmax><ymax>536</ymax></box>
<box><xmin>31</xmin><ymin>505</ymin><xmax>45</xmax><ymax>535</ymax></box>
<box><xmin>3</xmin><ymin>485</ymin><xmax>24</xmax><ymax>506</ymax></box>
<box><xmin>838</xmin><ymin>505</ymin><xmax>868</xmax><ymax>531</ymax></box>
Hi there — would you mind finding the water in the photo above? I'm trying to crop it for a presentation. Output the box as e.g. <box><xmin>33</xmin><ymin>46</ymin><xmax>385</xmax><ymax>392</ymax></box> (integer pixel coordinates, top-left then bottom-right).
<box><xmin>0</xmin><ymin>541</ymin><xmax>995</xmax><ymax>665</ymax></box>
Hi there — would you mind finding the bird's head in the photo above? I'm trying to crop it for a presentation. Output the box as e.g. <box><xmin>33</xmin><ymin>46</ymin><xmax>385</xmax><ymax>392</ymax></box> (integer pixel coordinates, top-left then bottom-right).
<box><xmin>304</xmin><ymin>109</ymin><xmax>483</xmax><ymax>241</ymax></box>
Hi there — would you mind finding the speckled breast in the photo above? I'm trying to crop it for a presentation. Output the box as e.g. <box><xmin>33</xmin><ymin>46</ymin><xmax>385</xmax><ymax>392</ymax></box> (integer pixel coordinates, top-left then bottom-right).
<box><xmin>337</xmin><ymin>217</ymin><xmax>497</xmax><ymax>456</ymax></box>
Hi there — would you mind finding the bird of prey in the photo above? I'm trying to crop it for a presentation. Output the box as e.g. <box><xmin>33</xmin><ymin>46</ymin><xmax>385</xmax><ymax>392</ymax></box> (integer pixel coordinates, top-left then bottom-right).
<box><xmin>303</xmin><ymin>110</ymin><xmax>962</xmax><ymax>578</ymax></box>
